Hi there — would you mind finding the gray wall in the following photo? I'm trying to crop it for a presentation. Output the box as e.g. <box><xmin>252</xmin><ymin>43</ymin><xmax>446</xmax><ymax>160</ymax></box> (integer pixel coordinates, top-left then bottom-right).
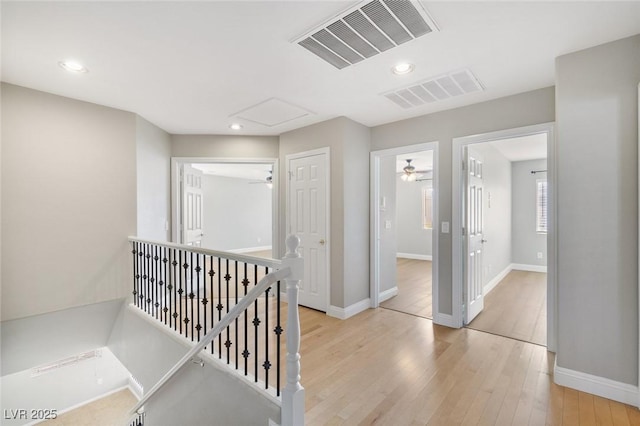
<box><xmin>171</xmin><ymin>134</ymin><xmax>279</xmax><ymax>159</ymax></box>
<box><xmin>136</xmin><ymin>116</ymin><xmax>171</xmax><ymax>241</ymax></box>
<box><xmin>371</xmin><ymin>87</ymin><xmax>555</xmax><ymax>315</ymax></box>
<box><xmin>473</xmin><ymin>143</ymin><xmax>512</xmax><ymax>282</ymax></box>
<box><xmin>1</xmin><ymin>83</ymin><xmax>137</xmax><ymax>321</ymax></box>
<box><xmin>396</xmin><ymin>176</ymin><xmax>432</xmax><ymax>257</ymax></box>
<box><xmin>556</xmin><ymin>34</ymin><xmax>640</xmax><ymax>385</ymax></box>
<box><xmin>201</xmin><ymin>174</ymin><xmax>272</xmax><ymax>251</ymax></box>
<box><xmin>512</xmin><ymin>159</ymin><xmax>547</xmax><ymax>266</ymax></box>
<box><xmin>108</xmin><ymin>304</ymin><xmax>280</xmax><ymax>426</ymax></box>
<box><xmin>379</xmin><ymin>156</ymin><xmax>398</xmax><ymax>293</ymax></box>
<box><xmin>279</xmin><ymin>117</ymin><xmax>371</xmax><ymax>309</ymax></box>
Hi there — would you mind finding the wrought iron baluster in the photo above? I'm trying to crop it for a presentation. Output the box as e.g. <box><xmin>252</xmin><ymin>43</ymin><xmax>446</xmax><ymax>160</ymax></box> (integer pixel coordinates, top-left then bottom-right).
<box><xmin>225</xmin><ymin>258</ymin><xmax>231</xmax><ymax>364</ymax></box>
<box><xmin>196</xmin><ymin>253</ymin><xmax>202</xmax><ymax>342</ymax></box>
<box><xmin>209</xmin><ymin>255</ymin><xmax>215</xmax><ymax>355</ymax></box>
<box><xmin>179</xmin><ymin>250</ymin><xmax>184</xmax><ymax>336</ymax></box>
<box><xmin>145</xmin><ymin>243</ymin><xmax>151</xmax><ymax>314</ymax></box>
<box><xmin>153</xmin><ymin>245</ymin><xmax>159</xmax><ymax>319</ymax></box>
<box><xmin>243</xmin><ymin>262</ymin><xmax>249</xmax><ymax>376</ymax></box>
<box><xmin>254</xmin><ymin>264</ymin><xmax>259</xmax><ymax>382</ymax></box>
<box><xmin>189</xmin><ymin>251</ymin><xmax>195</xmax><ymax>342</ymax></box>
<box><xmin>172</xmin><ymin>248</ymin><xmax>178</xmax><ymax>331</ymax></box>
<box><xmin>276</xmin><ymin>280</ymin><xmax>282</xmax><ymax>396</ymax></box>
<box><xmin>162</xmin><ymin>247</ymin><xmax>168</xmax><ymax>325</ymax></box>
<box><xmin>132</xmin><ymin>242</ymin><xmax>138</xmax><ymax>307</ymax></box>
<box><xmin>235</xmin><ymin>260</ymin><xmax>239</xmax><ymax>370</ymax></box>
<box><xmin>264</xmin><ymin>280</ymin><xmax>270</xmax><ymax>389</ymax></box>
<box><xmin>218</xmin><ymin>257</ymin><xmax>222</xmax><ymax>358</ymax></box>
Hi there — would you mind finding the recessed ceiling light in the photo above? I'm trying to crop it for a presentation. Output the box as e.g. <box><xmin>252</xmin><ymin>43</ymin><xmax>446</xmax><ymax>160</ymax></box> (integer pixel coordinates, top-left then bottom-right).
<box><xmin>392</xmin><ymin>63</ymin><xmax>414</xmax><ymax>75</ymax></box>
<box><xmin>229</xmin><ymin>123</ymin><xmax>243</xmax><ymax>130</ymax></box>
<box><xmin>59</xmin><ymin>60</ymin><xmax>88</xmax><ymax>73</ymax></box>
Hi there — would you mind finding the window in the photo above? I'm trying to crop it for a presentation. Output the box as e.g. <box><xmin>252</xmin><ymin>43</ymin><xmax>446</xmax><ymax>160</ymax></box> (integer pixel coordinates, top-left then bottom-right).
<box><xmin>422</xmin><ymin>187</ymin><xmax>433</xmax><ymax>229</ymax></box>
<box><xmin>536</xmin><ymin>179</ymin><xmax>548</xmax><ymax>233</ymax></box>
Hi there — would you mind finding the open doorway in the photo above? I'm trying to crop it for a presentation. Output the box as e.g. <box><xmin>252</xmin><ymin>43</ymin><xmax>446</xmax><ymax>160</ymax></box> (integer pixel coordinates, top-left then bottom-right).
<box><xmin>452</xmin><ymin>123</ymin><xmax>556</xmax><ymax>349</ymax></box>
<box><xmin>171</xmin><ymin>158</ymin><xmax>279</xmax><ymax>258</ymax></box>
<box><xmin>370</xmin><ymin>142</ymin><xmax>440</xmax><ymax>321</ymax></box>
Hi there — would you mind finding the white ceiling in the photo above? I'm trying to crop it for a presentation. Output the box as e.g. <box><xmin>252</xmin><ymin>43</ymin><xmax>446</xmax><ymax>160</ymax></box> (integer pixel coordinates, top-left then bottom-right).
<box><xmin>191</xmin><ymin>163</ymin><xmax>272</xmax><ymax>181</ymax></box>
<box><xmin>3</xmin><ymin>1</ymin><xmax>640</xmax><ymax>135</ymax></box>
<box><xmin>489</xmin><ymin>133</ymin><xmax>547</xmax><ymax>162</ymax></box>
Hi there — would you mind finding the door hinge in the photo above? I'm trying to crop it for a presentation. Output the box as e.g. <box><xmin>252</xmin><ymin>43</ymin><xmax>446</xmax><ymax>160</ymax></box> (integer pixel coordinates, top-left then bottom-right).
<box><xmin>288</xmin><ymin>171</ymin><xmax>293</xmax><ymax>180</ymax></box>
<box><xmin>462</xmin><ymin>160</ymin><xmax>466</xmax><ymax>171</ymax></box>
<box><xmin>462</xmin><ymin>227</ymin><xmax>466</xmax><ymax>236</ymax></box>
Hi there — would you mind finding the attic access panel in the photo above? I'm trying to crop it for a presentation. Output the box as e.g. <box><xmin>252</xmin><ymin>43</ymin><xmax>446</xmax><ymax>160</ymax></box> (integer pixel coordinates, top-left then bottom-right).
<box><xmin>294</xmin><ymin>0</ymin><xmax>439</xmax><ymax>70</ymax></box>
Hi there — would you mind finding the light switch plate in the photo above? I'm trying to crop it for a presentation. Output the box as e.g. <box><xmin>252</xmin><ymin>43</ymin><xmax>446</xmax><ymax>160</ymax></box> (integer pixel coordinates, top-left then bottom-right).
<box><xmin>441</xmin><ymin>222</ymin><xmax>450</xmax><ymax>233</ymax></box>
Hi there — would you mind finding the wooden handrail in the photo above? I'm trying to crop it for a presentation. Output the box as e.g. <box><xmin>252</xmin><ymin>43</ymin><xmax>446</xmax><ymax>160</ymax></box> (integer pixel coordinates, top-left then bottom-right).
<box><xmin>130</xmin><ymin>266</ymin><xmax>291</xmax><ymax>416</ymax></box>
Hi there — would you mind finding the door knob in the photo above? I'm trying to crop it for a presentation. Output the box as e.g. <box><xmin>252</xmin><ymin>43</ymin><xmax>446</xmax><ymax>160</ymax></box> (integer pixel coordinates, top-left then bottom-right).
<box><xmin>319</xmin><ymin>239</ymin><xmax>326</xmax><ymax>245</ymax></box>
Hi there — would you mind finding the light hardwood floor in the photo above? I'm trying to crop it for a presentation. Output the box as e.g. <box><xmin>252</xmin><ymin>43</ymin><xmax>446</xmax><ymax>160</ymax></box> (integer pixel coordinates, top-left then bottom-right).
<box><xmin>468</xmin><ymin>270</ymin><xmax>546</xmax><ymax>346</ymax></box>
<box><xmin>380</xmin><ymin>258</ymin><xmax>432</xmax><ymax>319</ymax></box>
<box><xmin>299</xmin><ymin>307</ymin><xmax>640</xmax><ymax>425</ymax></box>
<box><xmin>41</xmin><ymin>388</ymin><xmax>137</xmax><ymax>426</ymax></box>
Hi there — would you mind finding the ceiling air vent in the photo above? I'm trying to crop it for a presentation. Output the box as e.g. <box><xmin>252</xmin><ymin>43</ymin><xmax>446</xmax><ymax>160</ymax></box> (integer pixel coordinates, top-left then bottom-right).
<box><xmin>295</xmin><ymin>0</ymin><xmax>438</xmax><ymax>70</ymax></box>
<box><xmin>383</xmin><ymin>69</ymin><xmax>484</xmax><ymax>109</ymax></box>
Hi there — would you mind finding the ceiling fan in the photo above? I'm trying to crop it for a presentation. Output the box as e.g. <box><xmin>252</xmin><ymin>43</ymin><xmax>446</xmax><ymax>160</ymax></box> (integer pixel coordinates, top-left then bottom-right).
<box><xmin>249</xmin><ymin>170</ymin><xmax>273</xmax><ymax>188</ymax></box>
<box><xmin>399</xmin><ymin>159</ymin><xmax>432</xmax><ymax>182</ymax></box>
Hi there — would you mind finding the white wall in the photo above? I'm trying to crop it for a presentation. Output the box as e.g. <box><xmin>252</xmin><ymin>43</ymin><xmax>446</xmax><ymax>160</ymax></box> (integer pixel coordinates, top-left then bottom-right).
<box><xmin>473</xmin><ymin>143</ymin><xmax>512</xmax><ymax>283</ymax></box>
<box><xmin>171</xmin><ymin>134</ymin><xmax>279</xmax><ymax>158</ymax></box>
<box><xmin>201</xmin><ymin>174</ymin><xmax>272</xmax><ymax>251</ymax></box>
<box><xmin>1</xmin><ymin>83</ymin><xmax>137</xmax><ymax>321</ymax></box>
<box><xmin>556</xmin><ymin>34</ymin><xmax>640</xmax><ymax>386</ymax></box>
<box><xmin>379</xmin><ymin>156</ymin><xmax>398</xmax><ymax>293</ymax></box>
<box><xmin>136</xmin><ymin>116</ymin><xmax>171</xmax><ymax>242</ymax></box>
<box><xmin>371</xmin><ymin>87</ymin><xmax>555</xmax><ymax>315</ymax></box>
<box><xmin>396</xmin><ymin>176</ymin><xmax>432</xmax><ymax>258</ymax></box>
<box><xmin>512</xmin><ymin>159</ymin><xmax>547</xmax><ymax>267</ymax></box>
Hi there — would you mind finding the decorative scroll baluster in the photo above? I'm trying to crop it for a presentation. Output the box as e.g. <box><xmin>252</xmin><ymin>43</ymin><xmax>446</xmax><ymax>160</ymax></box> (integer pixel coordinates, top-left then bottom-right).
<box><xmin>264</xmin><ymin>283</ymin><xmax>270</xmax><ymax>389</ymax></box>
<box><xmin>253</xmin><ymin>264</ymin><xmax>259</xmax><ymax>382</ymax></box>
<box><xmin>172</xmin><ymin>249</ymin><xmax>178</xmax><ymax>331</ymax></box>
<box><xmin>242</xmin><ymin>263</ymin><xmax>249</xmax><ymax>376</ymax></box>
<box><xmin>225</xmin><ymin>258</ymin><xmax>231</xmax><ymax>363</ymax></box>
<box><xmin>276</xmin><ymin>280</ymin><xmax>282</xmax><ymax>397</ymax></box>
<box><xmin>217</xmin><ymin>257</ymin><xmax>222</xmax><ymax>357</ymax></box>
<box><xmin>189</xmin><ymin>251</ymin><xmax>195</xmax><ymax>342</ymax></box>
<box><xmin>235</xmin><ymin>260</ymin><xmax>239</xmax><ymax>369</ymax></box>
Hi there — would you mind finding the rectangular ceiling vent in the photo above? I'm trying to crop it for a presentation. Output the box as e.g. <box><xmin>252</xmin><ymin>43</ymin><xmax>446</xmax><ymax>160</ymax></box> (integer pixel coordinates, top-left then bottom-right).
<box><xmin>30</xmin><ymin>349</ymin><xmax>102</xmax><ymax>377</ymax></box>
<box><xmin>383</xmin><ymin>69</ymin><xmax>484</xmax><ymax>109</ymax></box>
<box><xmin>295</xmin><ymin>0</ymin><xmax>439</xmax><ymax>70</ymax></box>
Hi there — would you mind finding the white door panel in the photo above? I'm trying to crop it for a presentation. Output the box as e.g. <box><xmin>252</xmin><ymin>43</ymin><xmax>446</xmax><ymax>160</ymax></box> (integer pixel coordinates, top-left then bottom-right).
<box><xmin>465</xmin><ymin>147</ymin><xmax>485</xmax><ymax>323</ymax></box>
<box><xmin>288</xmin><ymin>153</ymin><xmax>328</xmax><ymax>312</ymax></box>
<box><xmin>182</xmin><ymin>164</ymin><xmax>204</xmax><ymax>247</ymax></box>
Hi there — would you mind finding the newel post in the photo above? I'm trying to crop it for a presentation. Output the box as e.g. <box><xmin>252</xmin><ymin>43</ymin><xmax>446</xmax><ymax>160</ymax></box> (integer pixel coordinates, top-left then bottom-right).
<box><xmin>281</xmin><ymin>235</ymin><xmax>305</xmax><ymax>426</ymax></box>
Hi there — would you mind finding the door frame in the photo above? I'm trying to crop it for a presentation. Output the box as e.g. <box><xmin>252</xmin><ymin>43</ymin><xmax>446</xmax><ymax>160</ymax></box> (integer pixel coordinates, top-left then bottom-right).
<box><xmin>171</xmin><ymin>157</ymin><xmax>279</xmax><ymax>257</ymax></box>
<box><xmin>369</xmin><ymin>142</ymin><xmax>440</xmax><ymax>321</ymax></box>
<box><xmin>285</xmin><ymin>147</ymin><xmax>331</xmax><ymax>313</ymax></box>
<box><xmin>451</xmin><ymin>122</ymin><xmax>557</xmax><ymax>352</ymax></box>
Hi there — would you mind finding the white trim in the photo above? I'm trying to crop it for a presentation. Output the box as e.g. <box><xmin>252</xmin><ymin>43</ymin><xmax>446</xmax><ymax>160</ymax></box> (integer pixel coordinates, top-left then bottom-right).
<box><xmin>327</xmin><ymin>299</ymin><xmax>370</xmax><ymax>320</ymax></box>
<box><xmin>227</xmin><ymin>245</ymin><xmax>273</xmax><ymax>254</ymax></box>
<box><xmin>432</xmin><ymin>313</ymin><xmax>457</xmax><ymax>328</ymax></box>
<box><xmin>170</xmin><ymin>157</ymin><xmax>280</xmax><ymax>258</ymax></box>
<box><xmin>554</xmin><ymin>360</ymin><xmax>639</xmax><ymax>407</ymax></box>
<box><xmin>370</xmin><ymin>142</ymin><xmax>439</xmax><ymax>322</ymax></box>
<box><xmin>285</xmin><ymin>147</ymin><xmax>331</xmax><ymax>313</ymax></box>
<box><xmin>379</xmin><ymin>286</ymin><xmax>398</xmax><ymax>303</ymax></box>
<box><xmin>397</xmin><ymin>253</ymin><xmax>432</xmax><ymax>261</ymax></box>
<box><xmin>452</xmin><ymin>123</ymin><xmax>557</xmax><ymax>350</ymax></box>
<box><xmin>483</xmin><ymin>264</ymin><xmax>512</xmax><ymax>295</ymax></box>
<box><xmin>511</xmin><ymin>263</ymin><xmax>547</xmax><ymax>273</ymax></box>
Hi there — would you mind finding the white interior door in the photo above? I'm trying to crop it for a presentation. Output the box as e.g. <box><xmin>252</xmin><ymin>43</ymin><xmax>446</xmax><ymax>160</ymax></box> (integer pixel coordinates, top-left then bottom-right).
<box><xmin>464</xmin><ymin>147</ymin><xmax>485</xmax><ymax>323</ymax></box>
<box><xmin>181</xmin><ymin>164</ymin><xmax>204</xmax><ymax>247</ymax></box>
<box><xmin>288</xmin><ymin>152</ymin><xmax>328</xmax><ymax>312</ymax></box>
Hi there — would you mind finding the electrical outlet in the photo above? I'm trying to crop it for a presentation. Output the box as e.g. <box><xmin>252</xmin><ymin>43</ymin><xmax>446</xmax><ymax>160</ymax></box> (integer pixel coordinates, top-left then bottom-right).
<box><xmin>537</xmin><ymin>252</ymin><xmax>543</xmax><ymax>259</ymax></box>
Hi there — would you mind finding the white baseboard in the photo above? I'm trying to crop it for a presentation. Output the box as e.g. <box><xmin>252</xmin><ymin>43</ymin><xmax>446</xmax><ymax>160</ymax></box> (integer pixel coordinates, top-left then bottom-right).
<box><xmin>554</xmin><ymin>360</ymin><xmax>639</xmax><ymax>407</ymax></box>
<box><xmin>227</xmin><ymin>246</ymin><xmax>272</xmax><ymax>254</ymax></box>
<box><xmin>397</xmin><ymin>253</ymin><xmax>432</xmax><ymax>261</ymax></box>
<box><xmin>432</xmin><ymin>313</ymin><xmax>459</xmax><ymax>328</ymax></box>
<box><xmin>511</xmin><ymin>263</ymin><xmax>547</xmax><ymax>273</ymax></box>
<box><xmin>327</xmin><ymin>299</ymin><xmax>371</xmax><ymax>320</ymax></box>
<box><xmin>483</xmin><ymin>264</ymin><xmax>513</xmax><ymax>295</ymax></box>
<box><xmin>379</xmin><ymin>286</ymin><xmax>398</xmax><ymax>303</ymax></box>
